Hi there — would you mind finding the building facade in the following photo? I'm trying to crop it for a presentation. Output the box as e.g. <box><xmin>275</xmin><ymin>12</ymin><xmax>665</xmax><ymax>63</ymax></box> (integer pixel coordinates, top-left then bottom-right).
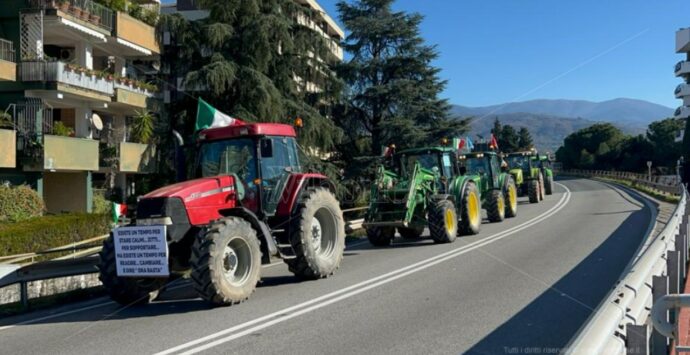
<box><xmin>0</xmin><ymin>0</ymin><xmax>161</xmax><ymax>213</ymax></box>
<box><xmin>677</xmin><ymin>28</ymin><xmax>690</xmax><ymax>120</ymax></box>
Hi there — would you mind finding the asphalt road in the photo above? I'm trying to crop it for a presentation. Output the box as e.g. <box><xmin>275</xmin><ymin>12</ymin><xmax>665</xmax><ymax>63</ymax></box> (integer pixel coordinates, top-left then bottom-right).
<box><xmin>0</xmin><ymin>178</ymin><xmax>656</xmax><ymax>355</ymax></box>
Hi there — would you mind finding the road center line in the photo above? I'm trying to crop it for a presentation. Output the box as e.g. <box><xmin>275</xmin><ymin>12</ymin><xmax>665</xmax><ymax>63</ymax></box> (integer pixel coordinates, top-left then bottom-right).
<box><xmin>156</xmin><ymin>183</ymin><xmax>571</xmax><ymax>355</ymax></box>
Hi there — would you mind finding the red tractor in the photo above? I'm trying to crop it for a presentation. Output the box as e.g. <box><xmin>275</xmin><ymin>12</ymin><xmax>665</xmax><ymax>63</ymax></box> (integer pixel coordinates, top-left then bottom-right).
<box><xmin>98</xmin><ymin>120</ymin><xmax>345</xmax><ymax>306</ymax></box>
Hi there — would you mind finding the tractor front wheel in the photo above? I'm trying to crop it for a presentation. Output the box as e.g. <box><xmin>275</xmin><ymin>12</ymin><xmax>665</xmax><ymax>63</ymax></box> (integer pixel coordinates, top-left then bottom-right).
<box><xmin>191</xmin><ymin>217</ymin><xmax>262</xmax><ymax>306</ymax></box>
<box><xmin>429</xmin><ymin>199</ymin><xmax>458</xmax><ymax>243</ymax></box>
<box><xmin>98</xmin><ymin>233</ymin><xmax>168</xmax><ymax>305</ymax></box>
<box><xmin>504</xmin><ymin>178</ymin><xmax>518</xmax><ymax>218</ymax></box>
<box><xmin>367</xmin><ymin>227</ymin><xmax>395</xmax><ymax>246</ymax></box>
<box><xmin>398</xmin><ymin>226</ymin><xmax>424</xmax><ymax>239</ymax></box>
<box><xmin>285</xmin><ymin>188</ymin><xmax>345</xmax><ymax>279</ymax></box>
<box><xmin>459</xmin><ymin>182</ymin><xmax>481</xmax><ymax>236</ymax></box>
<box><xmin>486</xmin><ymin>190</ymin><xmax>506</xmax><ymax>223</ymax></box>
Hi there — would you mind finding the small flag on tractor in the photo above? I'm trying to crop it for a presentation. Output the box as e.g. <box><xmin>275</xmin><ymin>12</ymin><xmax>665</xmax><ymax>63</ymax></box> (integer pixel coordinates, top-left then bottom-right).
<box><xmin>112</xmin><ymin>202</ymin><xmax>127</xmax><ymax>223</ymax></box>
<box><xmin>195</xmin><ymin>98</ymin><xmax>243</xmax><ymax>131</ymax></box>
<box><xmin>466</xmin><ymin>136</ymin><xmax>475</xmax><ymax>152</ymax></box>
<box><xmin>489</xmin><ymin>134</ymin><xmax>499</xmax><ymax>150</ymax></box>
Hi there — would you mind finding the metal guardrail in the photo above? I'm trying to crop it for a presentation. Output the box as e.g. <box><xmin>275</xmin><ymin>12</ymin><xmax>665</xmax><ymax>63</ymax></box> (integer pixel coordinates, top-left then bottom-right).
<box><xmin>20</xmin><ymin>60</ymin><xmax>115</xmax><ymax>95</ymax></box>
<box><xmin>0</xmin><ymin>38</ymin><xmax>15</xmax><ymax>63</ymax></box>
<box><xmin>567</xmin><ymin>182</ymin><xmax>688</xmax><ymax>354</ymax></box>
<box><xmin>564</xmin><ymin>169</ymin><xmax>681</xmax><ymax>196</ymax></box>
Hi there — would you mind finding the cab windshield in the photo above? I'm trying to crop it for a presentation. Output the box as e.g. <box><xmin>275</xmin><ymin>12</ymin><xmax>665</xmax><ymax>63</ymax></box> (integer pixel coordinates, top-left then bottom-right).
<box><xmin>465</xmin><ymin>157</ymin><xmax>490</xmax><ymax>176</ymax></box>
<box><xmin>198</xmin><ymin>138</ymin><xmax>257</xmax><ymax>183</ymax></box>
<box><xmin>397</xmin><ymin>152</ymin><xmax>441</xmax><ymax>177</ymax></box>
<box><xmin>507</xmin><ymin>156</ymin><xmax>530</xmax><ymax>171</ymax></box>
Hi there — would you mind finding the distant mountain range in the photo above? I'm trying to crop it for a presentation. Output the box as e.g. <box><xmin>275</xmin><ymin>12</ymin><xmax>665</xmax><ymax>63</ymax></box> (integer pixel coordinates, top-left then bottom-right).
<box><xmin>451</xmin><ymin>98</ymin><xmax>675</xmax><ymax>152</ymax></box>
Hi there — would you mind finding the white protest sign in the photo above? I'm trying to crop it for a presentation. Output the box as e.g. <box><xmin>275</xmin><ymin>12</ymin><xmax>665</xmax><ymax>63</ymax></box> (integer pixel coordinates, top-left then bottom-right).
<box><xmin>113</xmin><ymin>225</ymin><xmax>169</xmax><ymax>277</ymax></box>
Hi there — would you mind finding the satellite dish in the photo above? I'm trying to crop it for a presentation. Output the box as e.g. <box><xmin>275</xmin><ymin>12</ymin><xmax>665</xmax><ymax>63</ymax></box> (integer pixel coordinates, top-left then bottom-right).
<box><xmin>91</xmin><ymin>113</ymin><xmax>103</xmax><ymax>131</ymax></box>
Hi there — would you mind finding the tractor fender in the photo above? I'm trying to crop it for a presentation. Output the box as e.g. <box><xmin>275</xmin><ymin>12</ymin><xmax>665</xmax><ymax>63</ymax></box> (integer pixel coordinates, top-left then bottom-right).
<box><xmin>218</xmin><ymin>207</ymin><xmax>278</xmax><ymax>264</ymax></box>
<box><xmin>276</xmin><ymin>173</ymin><xmax>336</xmax><ymax>217</ymax></box>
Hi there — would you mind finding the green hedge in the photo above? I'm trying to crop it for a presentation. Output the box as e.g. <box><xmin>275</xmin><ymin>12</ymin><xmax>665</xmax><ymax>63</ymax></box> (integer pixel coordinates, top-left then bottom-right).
<box><xmin>0</xmin><ymin>185</ymin><xmax>44</xmax><ymax>223</ymax></box>
<box><xmin>0</xmin><ymin>213</ymin><xmax>111</xmax><ymax>257</ymax></box>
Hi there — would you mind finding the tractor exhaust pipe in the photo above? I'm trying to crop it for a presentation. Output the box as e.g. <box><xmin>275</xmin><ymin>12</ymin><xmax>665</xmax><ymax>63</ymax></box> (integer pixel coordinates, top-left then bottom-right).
<box><xmin>172</xmin><ymin>130</ymin><xmax>186</xmax><ymax>182</ymax></box>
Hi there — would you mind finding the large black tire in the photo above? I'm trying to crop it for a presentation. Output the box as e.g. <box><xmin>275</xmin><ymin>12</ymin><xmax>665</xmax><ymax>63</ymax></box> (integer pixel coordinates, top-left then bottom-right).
<box><xmin>428</xmin><ymin>199</ymin><xmax>458</xmax><ymax>243</ymax></box>
<box><xmin>486</xmin><ymin>189</ymin><xmax>506</xmax><ymax>223</ymax></box>
<box><xmin>528</xmin><ymin>179</ymin><xmax>540</xmax><ymax>204</ymax></box>
<box><xmin>398</xmin><ymin>226</ymin><xmax>424</xmax><ymax>239</ymax></box>
<box><xmin>98</xmin><ymin>233</ymin><xmax>168</xmax><ymax>305</ymax></box>
<box><xmin>458</xmin><ymin>182</ymin><xmax>481</xmax><ymax>236</ymax></box>
<box><xmin>545</xmin><ymin>174</ymin><xmax>554</xmax><ymax>195</ymax></box>
<box><xmin>191</xmin><ymin>217</ymin><xmax>262</xmax><ymax>306</ymax></box>
<box><xmin>367</xmin><ymin>227</ymin><xmax>395</xmax><ymax>246</ymax></box>
<box><xmin>504</xmin><ymin>177</ymin><xmax>518</xmax><ymax>218</ymax></box>
<box><xmin>538</xmin><ymin>172</ymin><xmax>545</xmax><ymax>201</ymax></box>
<box><xmin>284</xmin><ymin>188</ymin><xmax>345</xmax><ymax>279</ymax></box>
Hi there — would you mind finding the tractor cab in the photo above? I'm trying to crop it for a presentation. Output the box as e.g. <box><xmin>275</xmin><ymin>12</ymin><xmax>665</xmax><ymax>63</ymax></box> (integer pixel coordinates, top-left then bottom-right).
<box><xmin>195</xmin><ymin>123</ymin><xmax>301</xmax><ymax>217</ymax></box>
<box><xmin>457</xmin><ymin>152</ymin><xmax>502</xmax><ymax>191</ymax></box>
<box><xmin>392</xmin><ymin>147</ymin><xmax>458</xmax><ymax>178</ymax></box>
<box><xmin>505</xmin><ymin>151</ymin><xmax>537</xmax><ymax>173</ymax></box>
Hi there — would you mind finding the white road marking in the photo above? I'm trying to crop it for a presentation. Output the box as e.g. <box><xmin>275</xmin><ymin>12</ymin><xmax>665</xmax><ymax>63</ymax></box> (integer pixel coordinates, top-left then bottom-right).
<box><xmin>156</xmin><ymin>184</ymin><xmax>572</xmax><ymax>355</ymax></box>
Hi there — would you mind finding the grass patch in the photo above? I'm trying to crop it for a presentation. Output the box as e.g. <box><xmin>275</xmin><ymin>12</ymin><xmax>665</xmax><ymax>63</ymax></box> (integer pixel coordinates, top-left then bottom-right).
<box><xmin>0</xmin><ymin>213</ymin><xmax>111</xmax><ymax>257</ymax></box>
<box><xmin>597</xmin><ymin>177</ymin><xmax>681</xmax><ymax>204</ymax></box>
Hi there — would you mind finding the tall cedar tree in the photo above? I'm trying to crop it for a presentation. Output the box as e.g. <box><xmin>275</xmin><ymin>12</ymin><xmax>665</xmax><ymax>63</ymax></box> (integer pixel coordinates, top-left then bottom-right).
<box><xmin>517</xmin><ymin>127</ymin><xmax>534</xmax><ymax>151</ymax></box>
<box><xmin>160</xmin><ymin>0</ymin><xmax>343</xmax><ymax>152</ymax></box>
<box><xmin>335</xmin><ymin>0</ymin><xmax>468</xmax><ymax>159</ymax></box>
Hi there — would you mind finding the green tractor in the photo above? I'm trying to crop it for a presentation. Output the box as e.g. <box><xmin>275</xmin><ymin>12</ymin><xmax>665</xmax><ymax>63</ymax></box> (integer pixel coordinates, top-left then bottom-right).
<box><xmin>364</xmin><ymin>147</ymin><xmax>482</xmax><ymax>246</ymax></box>
<box><xmin>457</xmin><ymin>151</ymin><xmax>518</xmax><ymax>222</ymax></box>
<box><xmin>534</xmin><ymin>155</ymin><xmax>555</xmax><ymax>195</ymax></box>
<box><xmin>505</xmin><ymin>151</ymin><xmax>545</xmax><ymax>203</ymax></box>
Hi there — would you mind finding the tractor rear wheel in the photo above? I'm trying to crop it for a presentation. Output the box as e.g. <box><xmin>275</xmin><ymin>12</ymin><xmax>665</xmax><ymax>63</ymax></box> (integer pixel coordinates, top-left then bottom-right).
<box><xmin>191</xmin><ymin>217</ymin><xmax>262</xmax><ymax>306</ymax></box>
<box><xmin>486</xmin><ymin>190</ymin><xmax>506</xmax><ymax>223</ymax></box>
<box><xmin>367</xmin><ymin>227</ymin><xmax>395</xmax><ymax>246</ymax></box>
<box><xmin>285</xmin><ymin>188</ymin><xmax>345</xmax><ymax>279</ymax></box>
<box><xmin>545</xmin><ymin>174</ymin><xmax>554</xmax><ymax>195</ymax></box>
<box><xmin>429</xmin><ymin>199</ymin><xmax>458</xmax><ymax>243</ymax></box>
<box><xmin>528</xmin><ymin>180</ymin><xmax>540</xmax><ymax>203</ymax></box>
<box><xmin>504</xmin><ymin>177</ymin><xmax>518</xmax><ymax>218</ymax></box>
<box><xmin>398</xmin><ymin>226</ymin><xmax>424</xmax><ymax>239</ymax></box>
<box><xmin>98</xmin><ymin>233</ymin><xmax>168</xmax><ymax>305</ymax></box>
<box><xmin>459</xmin><ymin>182</ymin><xmax>481</xmax><ymax>236</ymax></box>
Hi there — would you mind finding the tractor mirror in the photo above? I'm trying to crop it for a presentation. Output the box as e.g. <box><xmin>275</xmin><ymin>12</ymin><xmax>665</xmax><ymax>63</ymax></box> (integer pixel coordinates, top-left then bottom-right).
<box><xmin>260</xmin><ymin>138</ymin><xmax>273</xmax><ymax>158</ymax></box>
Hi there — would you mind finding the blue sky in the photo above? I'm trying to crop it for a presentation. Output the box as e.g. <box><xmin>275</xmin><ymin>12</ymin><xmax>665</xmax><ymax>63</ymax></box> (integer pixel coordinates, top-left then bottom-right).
<box><xmin>165</xmin><ymin>0</ymin><xmax>690</xmax><ymax>108</ymax></box>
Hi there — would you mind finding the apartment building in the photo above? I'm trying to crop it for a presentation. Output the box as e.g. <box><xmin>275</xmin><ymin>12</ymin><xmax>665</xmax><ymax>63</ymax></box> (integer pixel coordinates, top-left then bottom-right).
<box><xmin>0</xmin><ymin>0</ymin><xmax>161</xmax><ymax>213</ymax></box>
<box><xmin>677</xmin><ymin>27</ymin><xmax>690</xmax><ymax>120</ymax></box>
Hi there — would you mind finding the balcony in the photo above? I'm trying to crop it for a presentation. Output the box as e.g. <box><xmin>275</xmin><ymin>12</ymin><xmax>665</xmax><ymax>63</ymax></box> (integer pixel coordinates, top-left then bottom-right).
<box><xmin>675</xmin><ymin>61</ymin><xmax>690</xmax><ymax>77</ymax></box>
<box><xmin>0</xmin><ymin>129</ymin><xmax>16</xmax><ymax>168</ymax></box>
<box><xmin>114</xmin><ymin>12</ymin><xmax>160</xmax><ymax>55</ymax></box>
<box><xmin>43</xmin><ymin>135</ymin><xmax>98</xmax><ymax>171</ymax></box>
<box><xmin>20</xmin><ymin>61</ymin><xmax>114</xmax><ymax>101</ymax></box>
<box><xmin>113</xmin><ymin>82</ymin><xmax>153</xmax><ymax>110</ymax></box>
<box><xmin>676</xmin><ymin>106</ymin><xmax>690</xmax><ymax>119</ymax></box>
<box><xmin>119</xmin><ymin>142</ymin><xmax>156</xmax><ymax>173</ymax></box>
<box><xmin>0</xmin><ymin>39</ymin><xmax>16</xmax><ymax>81</ymax></box>
<box><xmin>29</xmin><ymin>0</ymin><xmax>113</xmax><ymax>42</ymax></box>
<box><xmin>678</xmin><ymin>28</ymin><xmax>690</xmax><ymax>53</ymax></box>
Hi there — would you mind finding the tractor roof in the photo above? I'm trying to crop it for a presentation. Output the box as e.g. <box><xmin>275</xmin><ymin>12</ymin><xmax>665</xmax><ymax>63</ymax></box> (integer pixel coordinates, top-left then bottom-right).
<box><xmin>506</xmin><ymin>151</ymin><xmax>536</xmax><ymax>157</ymax></box>
<box><xmin>200</xmin><ymin>123</ymin><xmax>296</xmax><ymax>141</ymax></box>
<box><xmin>459</xmin><ymin>151</ymin><xmax>497</xmax><ymax>159</ymax></box>
<box><xmin>397</xmin><ymin>146</ymin><xmax>456</xmax><ymax>155</ymax></box>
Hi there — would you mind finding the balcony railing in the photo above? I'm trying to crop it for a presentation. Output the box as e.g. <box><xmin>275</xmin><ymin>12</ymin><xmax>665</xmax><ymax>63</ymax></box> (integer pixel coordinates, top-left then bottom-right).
<box><xmin>20</xmin><ymin>61</ymin><xmax>114</xmax><ymax>95</ymax></box>
<box><xmin>44</xmin><ymin>135</ymin><xmax>99</xmax><ymax>171</ymax></box>
<box><xmin>0</xmin><ymin>39</ymin><xmax>15</xmax><ymax>63</ymax></box>
<box><xmin>29</xmin><ymin>0</ymin><xmax>114</xmax><ymax>31</ymax></box>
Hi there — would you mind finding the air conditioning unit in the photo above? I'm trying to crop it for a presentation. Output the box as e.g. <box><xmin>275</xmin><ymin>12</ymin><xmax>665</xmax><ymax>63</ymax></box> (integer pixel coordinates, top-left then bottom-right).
<box><xmin>59</xmin><ymin>48</ymin><xmax>75</xmax><ymax>62</ymax></box>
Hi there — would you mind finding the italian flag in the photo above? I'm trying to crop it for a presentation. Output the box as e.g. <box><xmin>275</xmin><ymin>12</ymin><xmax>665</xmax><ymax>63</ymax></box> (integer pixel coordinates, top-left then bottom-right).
<box><xmin>112</xmin><ymin>202</ymin><xmax>127</xmax><ymax>223</ymax></box>
<box><xmin>195</xmin><ymin>98</ymin><xmax>240</xmax><ymax>131</ymax></box>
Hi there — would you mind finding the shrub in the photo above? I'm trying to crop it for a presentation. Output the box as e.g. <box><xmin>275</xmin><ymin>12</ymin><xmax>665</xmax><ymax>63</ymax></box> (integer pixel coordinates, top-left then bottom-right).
<box><xmin>93</xmin><ymin>192</ymin><xmax>111</xmax><ymax>215</ymax></box>
<box><xmin>0</xmin><ymin>213</ymin><xmax>111</xmax><ymax>257</ymax></box>
<box><xmin>0</xmin><ymin>185</ymin><xmax>45</xmax><ymax>223</ymax></box>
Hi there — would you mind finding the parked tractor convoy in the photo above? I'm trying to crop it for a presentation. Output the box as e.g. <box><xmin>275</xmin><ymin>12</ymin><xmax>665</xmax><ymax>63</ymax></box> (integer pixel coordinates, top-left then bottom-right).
<box><xmin>99</xmin><ymin>122</ymin><xmax>555</xmax><ymax>307</ymax></box>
